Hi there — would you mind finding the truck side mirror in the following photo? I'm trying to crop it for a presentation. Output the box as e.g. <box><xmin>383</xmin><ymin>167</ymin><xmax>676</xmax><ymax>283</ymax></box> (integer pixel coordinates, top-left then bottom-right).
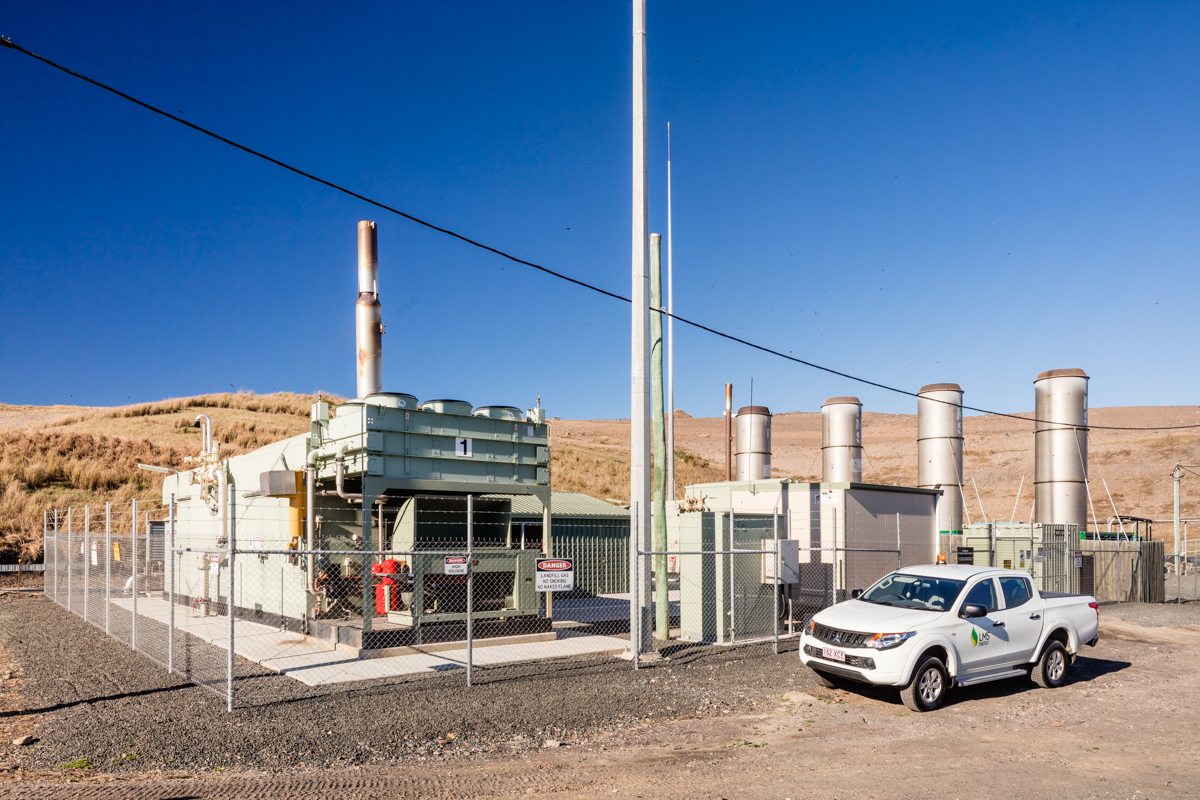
<box><xmin>851</xmin><ymin>589</ymin><xmax>863</xmax><ymax>599</ymax></box>
<box><xmin>962</xmin><ymin>603</ymin><xmax>987</xmax><ymax>619</ymax></box>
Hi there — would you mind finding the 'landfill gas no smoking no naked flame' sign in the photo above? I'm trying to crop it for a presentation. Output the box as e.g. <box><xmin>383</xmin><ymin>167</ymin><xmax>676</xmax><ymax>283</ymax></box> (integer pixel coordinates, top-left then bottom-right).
<box><xmin>534</xmin><ymin>559</ymin><xmax>574</xmax><ymax>592</ymax></box>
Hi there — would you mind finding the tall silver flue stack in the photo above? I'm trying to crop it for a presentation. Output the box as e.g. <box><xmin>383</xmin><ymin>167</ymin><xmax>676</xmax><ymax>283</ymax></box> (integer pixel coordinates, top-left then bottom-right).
<box><xmin>917</xmin><ymin>383</ymin><xmax>964</xmax><ymax>534</ymax></box>
<box><xmin>355</xmin><ymin>221</ymin><xmax>383</xmax><ymax>398</ymax></box>
<box><xmin>821</xmin><ymin>397</ymin><xmax>862</xmax><ymax>483</ymax></box>
<box><xmin>1034</xmin><ymin>368</ymin><xmax>1089</xmax><ymax>528</ymax></box>
<box><xmin>734</xmin><ymin>406</ymin><xmax>772</xmax><ymax>481</ymax></box>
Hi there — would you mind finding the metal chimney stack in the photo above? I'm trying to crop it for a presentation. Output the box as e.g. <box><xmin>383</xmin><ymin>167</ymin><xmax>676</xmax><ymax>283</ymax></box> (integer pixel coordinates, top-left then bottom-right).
<box><xmin>917</xmin><ymin>383</ymin><xmax>964</xmax><ymax>534</ymax></box>
<box><xmin>821</xmin><ymin>397</ymin><xmax>862</xmax><ymax>483</ymax></box>
<box><xmin>1034</xmin><ymin>368</ymin><xmax>1089</xmax><ymax>527</ymax></box>
<box><xmin>355</xmin><ymin>221</ymin><xmax>382</xmax><ymax>399</ymax></box>
<box><xmin>734</xmin><ymin>406</ymin><xmax>772</xmax><ymax>481</ymax></box>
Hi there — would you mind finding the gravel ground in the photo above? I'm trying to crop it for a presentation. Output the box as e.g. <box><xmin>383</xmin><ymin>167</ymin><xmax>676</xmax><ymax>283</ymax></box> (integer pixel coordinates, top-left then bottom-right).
<box><xmin>1100</xmin><ymin>600</ymin><xmax>1200</xmax><ymax>627</ymax></box>
<box><xmin>0</xmin><ymin>594</ymin><xmax>819</xmax><ymax>775</ymax></box>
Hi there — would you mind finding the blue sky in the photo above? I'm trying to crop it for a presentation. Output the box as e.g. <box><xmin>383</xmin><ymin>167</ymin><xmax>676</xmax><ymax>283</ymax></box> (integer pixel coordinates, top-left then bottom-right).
<box><xmin>2</xmin><ymin>1</ymin><xmax>1196</xmax><ymax>418</ymax></box>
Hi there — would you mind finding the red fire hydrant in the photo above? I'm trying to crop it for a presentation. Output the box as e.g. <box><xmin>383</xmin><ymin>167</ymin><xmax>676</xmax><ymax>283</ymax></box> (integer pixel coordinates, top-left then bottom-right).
<box><xmin>373</xmin><ymin>558</ymin><xmax>400</xmax><ymax>614</ymax></box>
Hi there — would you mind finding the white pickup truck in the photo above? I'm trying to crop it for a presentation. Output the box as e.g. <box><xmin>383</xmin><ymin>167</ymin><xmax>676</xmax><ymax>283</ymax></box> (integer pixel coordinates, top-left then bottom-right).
<box><xmin>799</xmin><ymin>564</ymin><xmax>1100</xmax><ymax>711</ymax></box>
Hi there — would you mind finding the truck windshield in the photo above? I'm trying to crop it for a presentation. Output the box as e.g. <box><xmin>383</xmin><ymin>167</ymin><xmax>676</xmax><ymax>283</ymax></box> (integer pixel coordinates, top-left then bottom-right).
<box><xmin>859</xmin><ymin>573</ymin><xmax>966</xmax><ymax>612</ymax></box>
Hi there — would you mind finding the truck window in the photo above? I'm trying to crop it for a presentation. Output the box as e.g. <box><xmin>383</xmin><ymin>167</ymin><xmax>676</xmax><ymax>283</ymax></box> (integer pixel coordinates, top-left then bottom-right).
<box><xmin>962</xmin><ymin>579</ymin><xmax>999</xmax><ymax>614</ymax></box>
<box><xmin>860</xmin><ymin>573</ymin><xmax>965</xmax><ymax>612</ymax></box>
<box><xmin>999</xmin><ymin>576</ymin><xmax>1032</xmax><ymax>609</ymax></box>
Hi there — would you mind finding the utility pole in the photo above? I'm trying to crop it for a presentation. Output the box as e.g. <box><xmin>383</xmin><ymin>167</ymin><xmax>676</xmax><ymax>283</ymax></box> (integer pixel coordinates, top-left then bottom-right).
<box><xmin>651</xmin><ymin>234</ymin><xmax>668</xmax><ymax>640</ymax></box>
<box><xmin>1175</xmin><ymin>465</ymin><xmax>1182</xmax><ymax>576</ymax></box>
<box><xmin>630</xmin><ymin>0</ymin><xmax>652</xmax><ymax>658</ymax></box>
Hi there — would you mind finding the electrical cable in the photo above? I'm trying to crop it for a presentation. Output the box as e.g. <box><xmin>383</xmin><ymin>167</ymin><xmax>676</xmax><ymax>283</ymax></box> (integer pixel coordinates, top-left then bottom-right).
<box><xmin>5</xmin><ymin>34</ymin><xmax>1200</xmax><ymax>432</ymax></box>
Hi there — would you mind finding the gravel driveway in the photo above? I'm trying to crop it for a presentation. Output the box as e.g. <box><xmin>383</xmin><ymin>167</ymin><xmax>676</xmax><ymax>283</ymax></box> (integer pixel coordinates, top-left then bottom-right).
<box><xmin>0</xmin><ymin>594</ymin><xmax>818</xmax><ymax>775</ymax></box>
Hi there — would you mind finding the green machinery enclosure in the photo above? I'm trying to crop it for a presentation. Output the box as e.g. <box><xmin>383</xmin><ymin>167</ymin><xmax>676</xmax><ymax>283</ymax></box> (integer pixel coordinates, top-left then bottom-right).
<box><xmin>508</xmin><ymin>492</ymin><xmax>630</xmax><ymax>598</ymax></box>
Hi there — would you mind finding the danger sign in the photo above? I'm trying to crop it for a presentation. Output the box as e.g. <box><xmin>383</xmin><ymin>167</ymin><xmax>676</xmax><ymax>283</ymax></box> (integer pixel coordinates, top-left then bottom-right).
<box><xmin>444</xmin><ymin>556</ymin><xmax>468</xmax><ymax>576</ymax></box>
<box><xmin>534</xmin><ymin>558</ymin><xmax>574</xmax><ymax>592</ymax></box>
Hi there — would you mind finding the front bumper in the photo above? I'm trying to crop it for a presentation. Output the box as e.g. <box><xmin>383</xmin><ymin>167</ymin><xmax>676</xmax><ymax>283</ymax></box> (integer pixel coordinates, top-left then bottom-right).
<box><xmin>799</xmin><ymin>633</ymin><xmax>910</xmax><ymax>687</ymax></box>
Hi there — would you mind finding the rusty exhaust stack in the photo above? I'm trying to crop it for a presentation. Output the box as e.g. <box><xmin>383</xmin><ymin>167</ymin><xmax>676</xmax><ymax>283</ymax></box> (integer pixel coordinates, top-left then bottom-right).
<box><xmin>356</xmin><ymin>221</ymin><xmax>383</xmax><ymax>398</ymax></box>
<box><xmin>724</xmin><ymin>383</ymin><xmax>732</xmax><ymax>481</ymax></box>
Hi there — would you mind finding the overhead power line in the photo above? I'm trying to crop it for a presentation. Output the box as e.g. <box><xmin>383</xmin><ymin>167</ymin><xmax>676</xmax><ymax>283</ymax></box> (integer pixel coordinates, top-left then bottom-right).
<box><xmin>4</xmin><ymin>35</ymin><xmax>1199</xmax><ymax>433</ymax></box>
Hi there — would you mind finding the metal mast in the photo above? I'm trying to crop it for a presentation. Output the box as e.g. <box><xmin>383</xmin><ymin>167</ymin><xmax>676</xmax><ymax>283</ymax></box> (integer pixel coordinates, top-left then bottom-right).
<box><xmin>666</xmin><ymin>122</ymin><xmax>675</xmax><ymax>501</ymax></box>
<box><xmin>630</xmin><ymin>0</ymin><xmax>652</xmax><ymax>656</ymax></box>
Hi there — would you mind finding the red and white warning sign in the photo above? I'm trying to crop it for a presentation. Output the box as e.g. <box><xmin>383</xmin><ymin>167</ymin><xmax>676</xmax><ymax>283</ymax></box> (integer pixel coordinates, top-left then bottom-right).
<box><xmin>444</xmin><ymin>556</ymin><xmax>469</xmax><ymax>576</ymax></box>
<box><xmin>534</xmin><ymin>558</ymin><xmax>574</xmax><ymax>592</ymax></box>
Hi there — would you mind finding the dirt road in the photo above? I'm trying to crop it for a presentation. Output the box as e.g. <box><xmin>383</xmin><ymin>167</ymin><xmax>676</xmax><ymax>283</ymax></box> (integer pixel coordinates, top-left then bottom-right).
<box><xmin>2</xmin><ymin>600</ymin><xmax>1198</xmax><ymax>799</ymax></box>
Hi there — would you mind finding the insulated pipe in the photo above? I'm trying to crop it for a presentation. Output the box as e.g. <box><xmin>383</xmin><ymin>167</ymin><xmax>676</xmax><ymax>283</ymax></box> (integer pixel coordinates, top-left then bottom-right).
<box><xmin>305</xmin><ymin>453</ymin><xmax>317</xmax><ymax>593</ymax></box>
<box><xmin>356</xmin><ymin>221</ymin><xmax>383</xmax><ymax>399</ymax></box>
<box><xmin>216</xmin><ymin>465</ymin><xmax>228</xmax><ymax>545</ymax></box>
<box><xmin>194</xmin><ymin>414</ymin><xmax>212</xmax><ymax>453</ymax></box>
<box><xmin>334</xmin><ymin>446</ymin><xmax>363</xmax><ymax>501</ymax></box>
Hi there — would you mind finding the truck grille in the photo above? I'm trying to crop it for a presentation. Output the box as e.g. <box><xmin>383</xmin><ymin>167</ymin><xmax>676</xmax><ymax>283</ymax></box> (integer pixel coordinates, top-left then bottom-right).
<box><xmin>812</xmin><ymin>624</ymin><xmax>869</xmax><ymax>648</ymax></box>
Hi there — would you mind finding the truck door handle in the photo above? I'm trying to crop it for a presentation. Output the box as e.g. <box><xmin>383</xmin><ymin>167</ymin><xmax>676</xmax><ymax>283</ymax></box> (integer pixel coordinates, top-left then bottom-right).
<box><xmin>1029</xmin><ymin>614</ymin><xmax>1041</xmax><ymax>620</ymax></box>
<box><xmin>992</xmin><ymin>621</ymin><xmax>1005</xmax><ymax>627</ymax></box>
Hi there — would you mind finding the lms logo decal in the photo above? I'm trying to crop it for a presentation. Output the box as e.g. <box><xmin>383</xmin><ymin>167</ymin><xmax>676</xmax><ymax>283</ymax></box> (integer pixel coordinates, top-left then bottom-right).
<box><xmin>970</xmin><ymin>628</ymin><xmax>991</xmax><ymax>647</ymax></box>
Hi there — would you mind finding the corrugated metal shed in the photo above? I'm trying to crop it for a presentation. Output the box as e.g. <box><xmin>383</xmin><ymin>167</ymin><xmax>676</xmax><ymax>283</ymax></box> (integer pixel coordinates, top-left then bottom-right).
<box><xmin>499</xmin><ymin>492</ymin><xmax>629</xmax><ymax>597</ymax></box>
<box><xmin>504</xmin><ymin>492</ymin><xmax>629</xmax><ymax>519</ymax></box>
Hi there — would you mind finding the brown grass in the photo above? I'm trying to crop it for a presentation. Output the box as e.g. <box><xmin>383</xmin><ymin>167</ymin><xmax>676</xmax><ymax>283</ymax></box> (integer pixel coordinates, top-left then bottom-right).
<box><xmin>0</xmin><ymin>392</ymin><xmax>342</xmax><ymax>561</ymax></box>
<box><xmin>0</xmin><ymin>392</ymin><xmax>720</xmax><ymax>560</ymax></box>
<box><xmin>550</xmin><ymin>445</ymin><xmax>726</xmax><ymax>503</ymax></box>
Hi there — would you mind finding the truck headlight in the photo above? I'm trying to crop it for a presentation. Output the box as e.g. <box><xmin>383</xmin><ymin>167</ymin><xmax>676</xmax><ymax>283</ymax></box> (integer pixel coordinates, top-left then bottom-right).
<box><xmin>806</xmin><ymin>619</ymin><xmax>817</xmax><ymax>637</ymax></box>
<box><xmin>864</xmin><ymin>632</ymin><xmax>915</xmax><ymax>650</ymax></box>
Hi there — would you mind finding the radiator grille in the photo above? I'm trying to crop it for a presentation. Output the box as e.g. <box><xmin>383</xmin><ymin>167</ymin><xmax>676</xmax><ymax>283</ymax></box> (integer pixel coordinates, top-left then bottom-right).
<box><xmin>812</xmin><ymin>623</ymin><xmax>869</xmax><ymax>648</ymax></box>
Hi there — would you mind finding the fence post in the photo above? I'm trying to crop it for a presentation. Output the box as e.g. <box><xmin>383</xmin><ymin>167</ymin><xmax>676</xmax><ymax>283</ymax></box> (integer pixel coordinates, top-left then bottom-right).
<box><xmin>466</xmin><ymin>494</ymin><xmax>474</xmax><ymax>687</ymax></box>
<box><xmin>83</xmin><ymin>506</ymin><xmax>90</xmax><ymax>623</ymax></box>
<box><xmin>42</xmin><ymin>511</ymin><xmax>47</xmax><ymax>600</ymax></box>
<box><xmin>630</xmin><ymin>501</ymin><xmax>640</xmax><ymax>670</ymax></box>
<box><xmin>729</xmin><ymin>510</ymin><xmax>736</xmax><ymax>645</ymax></box>
<box><xmin>772</xmin><ymin>510</ymin><xmax>779</xmax><ymax>655</ymax></box>
<box><xmin>52</xmin><ymin>510</ymin><xmax>58</xmax><ymax>603</ymax></box>
<box><xmin>1117</xmin><ymin>539</ymin><xmax>1122</xmax><ymax>603</ymax></box>
<box><xmin>168</xmin><ymin>493</ymin><xmax>175</xmax><ymax>674</ymax></box>
<box><xmin>131</xmin><ymin>499</ymin><xmax>138</xmax><ymax>651</ymax></box>
<box><xmin>896</xmin><ymin>512</ymin><xmax>901</xmax><ymax>570</ymax></box>
<box><xmin>66</xmin><ymin>508</ymin><xmax>73</xmax><ymax>613</ymax></box>
<box><xmin>105</xmin><ymin>502</ymin><xmax>111</xmax><ymax>635</ymax></box>
<box><xmin>227</xmin><ymin>484</ymin><xmax>236</xmax><ymax>712</ymax></box>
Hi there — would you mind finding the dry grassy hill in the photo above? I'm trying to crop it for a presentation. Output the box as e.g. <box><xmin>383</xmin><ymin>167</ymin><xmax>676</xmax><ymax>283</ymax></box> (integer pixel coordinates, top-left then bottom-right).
<box><xmin>554</xmin><ymin>406</ymin><xmax>1200</xmax><ymax>531</ymax></box>
<box><xmin>0</xmin><ymin>394</ymin><xmax>724</xmax><ymax>561</ymax></box>
<box><xmin>3</xmin><ymin>394</ymin><xmax>1197</xmax><ymax>560</ymax></box>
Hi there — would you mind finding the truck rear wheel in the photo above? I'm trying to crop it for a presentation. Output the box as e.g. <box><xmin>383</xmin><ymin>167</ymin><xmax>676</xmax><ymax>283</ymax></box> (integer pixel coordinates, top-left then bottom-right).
<box><xmin>900</xmin><ymin>656</ymin><xmax>948</xmax><ymax>712</ymax></box>
<box><xmin>1031</xmin><ymin>641</ymin><xmax>1070</xmax><ymax>689</ymax></box>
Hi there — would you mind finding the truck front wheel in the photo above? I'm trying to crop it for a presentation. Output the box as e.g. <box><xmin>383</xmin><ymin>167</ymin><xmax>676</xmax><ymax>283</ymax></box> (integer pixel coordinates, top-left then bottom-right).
<box><xmin>900</xmin><ymin>656</ymin><xmax>948</xmax><ymax>712</ymax></box>
<box><xmin>1031</xmin><ymin>641</ymin><xmax>1070</xmax><ymax>689</ymax></box>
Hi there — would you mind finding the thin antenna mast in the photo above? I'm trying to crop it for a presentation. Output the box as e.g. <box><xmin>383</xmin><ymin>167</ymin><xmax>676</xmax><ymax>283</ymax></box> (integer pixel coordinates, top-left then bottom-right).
<box><xmin>667</xmin><ymin>122</ymin><xmax>675</xmax><ymax>500</ymax></box>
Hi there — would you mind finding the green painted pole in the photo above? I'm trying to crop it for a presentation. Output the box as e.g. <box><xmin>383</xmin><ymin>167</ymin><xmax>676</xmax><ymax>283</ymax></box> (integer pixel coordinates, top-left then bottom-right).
<box><xmin>650</xmin><ymin>233</ymin><xmax>669</xmax><ymax>640</ymax></box>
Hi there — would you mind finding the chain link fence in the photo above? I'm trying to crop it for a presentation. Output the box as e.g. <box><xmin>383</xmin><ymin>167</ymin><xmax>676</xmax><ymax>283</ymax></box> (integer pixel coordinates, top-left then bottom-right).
<box><xmin>42</xmin><ymin>492</ymin><xmax>971</xmax><ymax>710</ymax></box>
<box><xmin>1164</xmin><ymin>539</ymin><xmax>1200</xmax><ymax>603</ymax></box>
<box><xmin>938</xmin><ymin>528</ymin><xmax>1183</xmax><ymax>603</ymax></box>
